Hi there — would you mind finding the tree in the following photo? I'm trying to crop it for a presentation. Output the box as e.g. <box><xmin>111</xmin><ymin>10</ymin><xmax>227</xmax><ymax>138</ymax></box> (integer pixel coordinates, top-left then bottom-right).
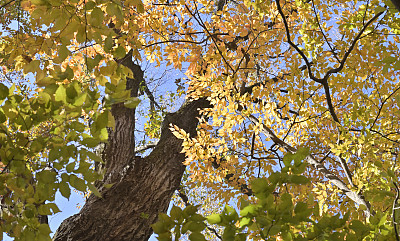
<box><xmin>0</xmin><ymin>0</ymin><xmax>400</xmax><ymax>240</ymax></box>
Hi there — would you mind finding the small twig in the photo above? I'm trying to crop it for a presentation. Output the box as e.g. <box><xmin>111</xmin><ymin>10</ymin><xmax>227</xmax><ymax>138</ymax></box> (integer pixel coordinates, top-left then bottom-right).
<box><xmin>178</xmin><ymin>187</ymin><xmax>189</xmax><ymax>206</ymax></box>
<box><xmin>206</xmin><ymin>226</ymin><xmax>222</xmax><ymax>240</ymax></box>
<box><xmin>319</xmin><ymin>151</ymin><xmax>331</xmax><ymax>163</ymax></box>
<box><xmin>140</xmin><ymin>80</ymin><xmax>162</xmax><ymax>110</ymax></box>
<box><xmin>338</xmin><ymin>157</ymin><xmax>355</xmax><ymax>187</ymax></box>
<box><xmin>144</xmin><ymin>38</ymin><xmax>209</xmax><ymax>48</ymax></box>
<box><xmin>134</xmin><ymin>142</ymin><xmax>158</xmax><ymax>153</ymax></box>
<box><xmin>0</xmin><ymin>0</ymin><xmax>16</xmax><ymax>9</ymax></box>
<box><xmin>371</xmin><ymin>85</ymin><xmax>400</xmax><ymax>129</ymax></box>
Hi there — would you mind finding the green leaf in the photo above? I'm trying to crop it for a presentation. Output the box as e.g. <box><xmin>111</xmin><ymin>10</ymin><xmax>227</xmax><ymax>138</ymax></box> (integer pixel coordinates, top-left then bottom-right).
<box><xmin>66</xmin><ymin>84</ymin><xmax>78</xmax><ymax>100</ymax></box>
<box><xmin>151</xmin><ymin>221</ymin><xmax>168</xmax><ymax>234</ymax></box>
<box><xmin>59</xmin><ymin>181</ymin><xmax>71</xmax><ymax>199</ymax></box>
<box><xmin>239</xmin><ymin>217</ymin><xmax>251</xmax><ymax>227</ymax></box>
<box><xmin>124</xmin><ymin>97</ymin><xmax>141</xmax><ymax>109</ymax></box>
<box><xmin>349</xmin><ymin>220</ymin><xmax>369</xmax><ymax>236</ymax></box>
<box><xmin>82</xmin><ymin>137</ymin><xmax>100</xmax><ymax>148</ymax></box>
<box><xmin>106</xmin><ymin>3</ymin><xmax>123</xmax><ymax>20</ymax></box>
<box><xmin>95</xmin><ymin>111</ymin><xmax>109</xmax><ymax>130</ymax></box>
<box><xmin>70</xmin><ymin>121</ymin><xmax>85</xmax><ymax>132</ymax></box>
<box><xmin>38</xmin><ymin>203</ymin><xmax>60</xmax><ymax>215</ymax></box>
<box><xmin>65</xmin><ymin>65</ymin><xmax>74</xmax><ymax>80</ymax></box>
<box><xmin>188</xmin><ymin>221</ymin><xmax>206</xmax><ymax>232</ymax></box>
<box><xmin>190</xmin><ymin>214</ymin><xmax>205</xmax><ymax>222</ymax></box>
<box><xmin>0</xmin><ymin>83</ymin><xmax>9</xmax><ymax>100</ymax></box>
<box><xmin>85</xmin><ymin>0</ymin><xmax>96</xmax><ymax>9</ymax></box>
<box><xmin>289</xmin><ymin>175</ymin><xmax>310</xmax><ymax>184</ymax></box>
<box><xmin>375</xmin><ymin>5</ymin><xmax>387</xmax><ymax>13</ymax></box>
<box><xmin>58</xmin><ymin>45</ymin><xmax>70</xmax><ymax>62</ymax></box>
<box><xmin>170</xmin><ymin>205</ymin><xmax>183</xmax><ymax>220</ymax></box>
<box><xmin>224</xmin><ymin>206</ymin><xmax>239</xmax><ymax>222</ymax></box>
<box><xmin>251</xmin><ymin>178</ymin><xmax>272</xmax><ymax>199</ymax></box>
<box><xmin>189</xmin><ymin>232</ymin><xmax>206</xmax><ymax>241</ymax></box>
<box><xmin>37</xmin><ymin>77</ymin><xmax>56</xmax><ymax>87</ymax></box>
<box><xmin>240</xmin><ymin>204</ymin><xmax>258</xmax><ymax>216</ymax></box>
<box><xmin>114</xmin><ymin>45</ymin><xmax>126</xmax><ymax>59</ymax></box>
<box><xmin>104</xmin><ymin>35</ymin><xmax>114</xmax><ymax>52</ymax></box>
<box><xmin>223</xmin><ymin>226</ymin><xmax>236</xmax><ymax>240</ymax></box>
<box><xmin>136</xmin><ymin>2</ymin><xmax>144</xmax><ymax>13</ymax></box>
<box><xmin>66</xmin><ymin>162</ymin><xmax>76</xmax><ymax>172</ymax></box>
<box><xmin>87</xmin><ymin>182</ymin><xmax>102</xmax><ymax>198</ymax></box>
<box><xmin>294</xmin><ymin>202</ymin><xmax>308</xmax><ymax>215</ymax></box>
<box><xmin>90</xmin><ymin>7</ymin><xmax>104</xmax><ymax>26</ymax></box>
<box><xmin>47</xmin><ymin>203</ymin><xmax>61</xmax><ymax>213</ymax></box>
<box><xmin>181</xmin><ymin>221</ymin><xmax>191</xmax><ymax>233</ymax></box>
<box><xmin>0</xmin><ymin>110</ymin><xmax>6</xmax><ymax>123</ymax></box>
<box><xmin>183</xmin><ymin>205</ymin><xmax>198</xmax><ymax>216</ymax></box>
<box><xmin>69</xmin><ymin>174</ymin><xmax>87</xmax><ymax>192</ymax></box>
<box><xmin>293</xmin><ymin>147</ymin><xmax>309</xmax><ymax>164</ymax></box>
<box><xmin>87</xmin><ymin>54</ymin><xmax>102</xmax><ymax>71</ymax></box>
<box><xmin>55</xmin><ymin>85</ymin><xmax>67</xmax><ymax>103</ymax></box>
<box><xmin>173</xmin><ymin>226</ymin><xmax>181</xmax><ymax>240</ymax></box>
<box><xmin>37</xmin><ymin>170</ymin><xmax>57</xmax><ymax>184</ymax></box>
<box><xmin>38</xmin><ymin>223</ymin><xmax>52</xmax><ymax>240</ymax></box>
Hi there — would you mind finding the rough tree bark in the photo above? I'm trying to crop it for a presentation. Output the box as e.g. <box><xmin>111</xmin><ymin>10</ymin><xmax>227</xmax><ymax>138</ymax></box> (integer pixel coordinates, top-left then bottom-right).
<box><xmin>53</xmin><ymin>54</ymin><xmax>210</xmax><ymax>240</ymax></box>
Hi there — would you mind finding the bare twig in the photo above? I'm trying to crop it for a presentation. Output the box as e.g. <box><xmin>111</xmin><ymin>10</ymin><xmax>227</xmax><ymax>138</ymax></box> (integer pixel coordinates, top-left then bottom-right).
<box><xmin>134</xmin><ymin>142</ymin><xmax>158</xmax><ymax>153</ymax></box>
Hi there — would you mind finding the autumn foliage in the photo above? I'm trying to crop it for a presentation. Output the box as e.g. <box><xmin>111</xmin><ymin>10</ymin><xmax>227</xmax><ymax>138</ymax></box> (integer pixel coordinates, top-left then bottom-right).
<box><xmin>1</xmin><ymin>0</ymin><xmax>400</xmax><ymax>239</ymax></box>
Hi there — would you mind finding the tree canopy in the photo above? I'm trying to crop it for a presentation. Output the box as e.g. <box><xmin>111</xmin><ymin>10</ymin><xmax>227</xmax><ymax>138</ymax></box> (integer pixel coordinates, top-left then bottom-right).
<box><xmin>0</xmin><ymin>0</ymin><xmax>400</xmax><ymax>240</ymax></box>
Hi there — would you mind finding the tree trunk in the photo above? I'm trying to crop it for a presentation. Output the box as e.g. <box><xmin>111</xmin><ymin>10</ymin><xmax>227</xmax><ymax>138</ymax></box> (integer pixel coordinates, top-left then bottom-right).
<box><xmin>53</xmin><ymin>57</ymin><xmax>210</xmax><ymax>240</ymax></box>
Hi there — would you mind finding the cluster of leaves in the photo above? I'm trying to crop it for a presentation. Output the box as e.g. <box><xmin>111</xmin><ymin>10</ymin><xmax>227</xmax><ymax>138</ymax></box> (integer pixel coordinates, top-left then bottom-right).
<box><xmin>0</xmin><ymin>71</ymin><xmax>109</xmax><ymax>240</ymax></box>
<box><xmin>0</xmin><ymin>0</ymin><xmax>143</xmax><ymax>239</ymax></box>
<box><xmin>0</xmin><ymin>0</ymin><xmax>400</xmax><ymax>239</ymax></box>
<box><xmin>153</xmin><ymin>150</ymin><xmax>396</xmax><ymax>240</ymax></box>
<box><xmin>145</xmin><ymin>0</ymin><xmax>400</xmax><ymax>236</ymax></box>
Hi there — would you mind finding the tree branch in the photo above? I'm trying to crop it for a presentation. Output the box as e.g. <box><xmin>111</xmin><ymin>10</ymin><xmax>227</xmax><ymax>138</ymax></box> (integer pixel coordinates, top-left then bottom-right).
<box><xmin>134</xmin><ymin>142</ymin><xmax>158</xmax><ymax>153</ymax></box>
<box><xmin>324</xmin><ymin>11</ymin><xmax>385</xmax><ymax>78</ymax></box>
<box><xmin>275</xmin><ymin>0</ymin><xmax>322</xmax><ymax>84</ymax></box>
<box><xmin>393</xmin><ymin>182</ymin><xmax>400</xmax><ymax>241</ymax></box>
<box><xmin>276</xmin><ymin>0</ymin><xmax>384</xmax><ymax>124</ymax></box>
<box><xmin>0</xmin><ymin>0</ymin><xmax>15</xmax><ymax>9</ymax></box>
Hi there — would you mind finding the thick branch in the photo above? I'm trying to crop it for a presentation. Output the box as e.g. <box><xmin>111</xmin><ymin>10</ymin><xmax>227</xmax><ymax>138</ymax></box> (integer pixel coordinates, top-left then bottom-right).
<box><xmin>53</xmin><ymin>98</ymin><xmax>210</xmax><ymax>241</ymax></box>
